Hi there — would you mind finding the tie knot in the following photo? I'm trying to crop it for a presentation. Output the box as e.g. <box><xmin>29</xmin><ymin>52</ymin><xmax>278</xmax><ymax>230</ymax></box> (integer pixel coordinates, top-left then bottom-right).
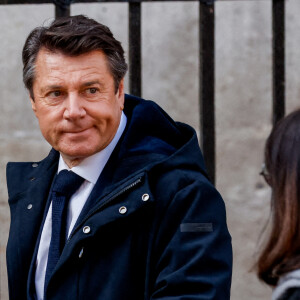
<box><xmin>52</xmin><ymin>170</ymin><xmax>84</xmax><ymax>198</ymax></box>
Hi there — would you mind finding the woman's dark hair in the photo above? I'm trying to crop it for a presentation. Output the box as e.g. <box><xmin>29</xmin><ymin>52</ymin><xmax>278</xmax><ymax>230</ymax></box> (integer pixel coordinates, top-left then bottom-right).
<box><xmin>22</xmin><ymin>15</ymin><xmax>128</xmax><ymax>98</ymax></box>
<box><xmin>257</xmin><ymin>108</ymin><xmax>300</xmax><ymax>286</ymax></box>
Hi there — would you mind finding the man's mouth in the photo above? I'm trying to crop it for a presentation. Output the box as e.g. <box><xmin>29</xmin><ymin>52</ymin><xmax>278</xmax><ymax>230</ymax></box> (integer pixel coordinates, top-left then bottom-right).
<box><xmin>64</xmin><ymin>127</ymin><xmax>92</xmax><ymax>135</ymax></box>
<box><xmin>64</xmin><ymin>126</ymin><xmax>92</xmax><ymax>133</ymax></box>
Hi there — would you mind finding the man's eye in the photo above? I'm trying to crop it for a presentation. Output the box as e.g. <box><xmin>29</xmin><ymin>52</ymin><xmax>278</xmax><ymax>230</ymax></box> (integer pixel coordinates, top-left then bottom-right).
<box><xmin>49</xmin><ymin>91</ymin><xmax>61</xmax><ymax>97</ymax></box>
<box><xmin>87</xmin><ymin>88</ymin><xmax>98</xmax><ymax>94</ymax></box>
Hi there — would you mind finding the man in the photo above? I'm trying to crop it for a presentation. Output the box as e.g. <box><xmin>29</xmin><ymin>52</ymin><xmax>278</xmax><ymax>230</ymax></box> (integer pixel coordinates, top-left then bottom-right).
<box><xmin>6</xmin><ymin>15</ymin><xmax>232</xmax><ymax>300</ymax></box>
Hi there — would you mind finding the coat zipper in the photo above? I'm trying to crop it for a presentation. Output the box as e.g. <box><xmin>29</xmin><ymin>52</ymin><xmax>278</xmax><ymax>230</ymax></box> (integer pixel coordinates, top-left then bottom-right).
<box><xmin>66</xmin><ymin>176</ymin><xmax>143</xmax><ymax>243</ymax></box>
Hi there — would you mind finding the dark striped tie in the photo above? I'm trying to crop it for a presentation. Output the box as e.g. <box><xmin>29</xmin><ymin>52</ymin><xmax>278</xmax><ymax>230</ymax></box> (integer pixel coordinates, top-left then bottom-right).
<box><xmin>44</xmin><ymin>170</ymin><xmax>84</xmax><ymax>292</ymax></box>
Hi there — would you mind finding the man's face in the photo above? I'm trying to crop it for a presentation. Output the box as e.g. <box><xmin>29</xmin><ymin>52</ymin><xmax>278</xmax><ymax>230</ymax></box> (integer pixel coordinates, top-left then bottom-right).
<box><xmin>31</xmin><ymin>49</ymin><xmax>124</xmax><ymax>165</ymax></box>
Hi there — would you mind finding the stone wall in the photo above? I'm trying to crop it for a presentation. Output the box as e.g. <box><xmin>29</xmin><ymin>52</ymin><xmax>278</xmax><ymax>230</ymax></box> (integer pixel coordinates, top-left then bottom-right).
<box><xmin>0</xmin><ymin>1</ymin><xmax>299</xmax><ymax>299</ymax></box>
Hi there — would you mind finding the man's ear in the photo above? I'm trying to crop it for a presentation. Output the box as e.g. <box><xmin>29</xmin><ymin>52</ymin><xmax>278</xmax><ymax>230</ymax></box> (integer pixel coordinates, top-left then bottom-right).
<box><xmin>30</xmin><ymin>94</ymin><xmax>37</xmax><ymax>115</ymax></box>
<box><xmin>117</xmin><ymin>79</ymin><xmax>125</xmax><ymax>111</ymax></box>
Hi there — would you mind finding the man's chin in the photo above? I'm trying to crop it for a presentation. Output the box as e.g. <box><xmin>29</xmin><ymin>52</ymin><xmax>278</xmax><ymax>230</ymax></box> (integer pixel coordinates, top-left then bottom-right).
<box><xmin>58</xmin><ymin>147</ymin><xmax>96</xmax><ymax>162</ymax></box>
<box><xmin>54</xmin><ymin>140</ymin><xmax>107</xmax><ymax>164</ymax></box>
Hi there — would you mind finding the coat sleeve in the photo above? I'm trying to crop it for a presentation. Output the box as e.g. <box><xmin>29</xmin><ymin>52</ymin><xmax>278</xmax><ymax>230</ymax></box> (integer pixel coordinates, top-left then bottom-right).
<box><xmin>279</xmin><ymin>288</ymin><xmax>300</xmax><ymax>300</ymax></box>
<box><xmin>150</xmin><ymin>179</ymin><xmax>232</xmax><ymax>300</ymax></box>
<box><xmin>273</xmin><ymin>287</ymin><xmax>300</xmax><ymax>300</ymax></box>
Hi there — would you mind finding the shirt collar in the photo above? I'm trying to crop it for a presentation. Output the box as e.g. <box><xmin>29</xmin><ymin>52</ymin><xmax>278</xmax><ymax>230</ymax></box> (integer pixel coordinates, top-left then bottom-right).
<box><xmin>58</xmin><ymin>112</ymin><xmax>127</xmax><ymax>184</ymax></box>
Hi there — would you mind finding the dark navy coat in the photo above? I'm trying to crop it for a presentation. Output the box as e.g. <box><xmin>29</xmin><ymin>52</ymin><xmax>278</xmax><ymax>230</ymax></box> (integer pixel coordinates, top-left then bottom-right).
<box><xmin>6</xmin><ymin>95</ymin><xmax>232</xmax><ymax>300</ymax></box>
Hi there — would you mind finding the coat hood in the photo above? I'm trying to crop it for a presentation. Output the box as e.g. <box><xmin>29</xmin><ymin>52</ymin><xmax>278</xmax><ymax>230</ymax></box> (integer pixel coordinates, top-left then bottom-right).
<box><xmin>117</xmin><ymin>94</ymin><xmax>208</xmax><ymax>179</ymax></box>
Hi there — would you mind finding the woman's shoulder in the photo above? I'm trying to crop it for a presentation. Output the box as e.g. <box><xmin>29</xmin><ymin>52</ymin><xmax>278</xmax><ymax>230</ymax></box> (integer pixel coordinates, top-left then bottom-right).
<box><xmin>281</xmin><ymin>288</ymin><xmax>300</xmax><ymax>300</ymax></box>
<box><xmin>272</xmin><ymin>270</ymin><xmax>300</xmax><ymax>300</ymax></box>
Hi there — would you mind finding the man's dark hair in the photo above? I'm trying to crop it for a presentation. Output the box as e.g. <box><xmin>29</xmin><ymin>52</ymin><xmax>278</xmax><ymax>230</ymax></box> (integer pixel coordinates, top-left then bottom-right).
<box><xmin>22</xmin><ymin>15</ymin><xmax>128</xmax><ymax>98</ymax></box>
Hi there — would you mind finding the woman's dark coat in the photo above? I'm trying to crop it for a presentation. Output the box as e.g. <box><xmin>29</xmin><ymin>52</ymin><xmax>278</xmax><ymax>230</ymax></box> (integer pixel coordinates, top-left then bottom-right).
<box><xmin>273</xmin><ymin>270</ymin><xmax>300</xmax><ymax>300</ymax></box>
<box><xmin>6</xmin><ymin>95</ymin><xmax>232</xmax><ymax>299</ymax></box>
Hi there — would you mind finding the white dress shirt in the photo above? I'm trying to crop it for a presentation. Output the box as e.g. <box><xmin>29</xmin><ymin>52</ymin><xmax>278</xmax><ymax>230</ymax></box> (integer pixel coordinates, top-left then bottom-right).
<box><xmin>35</xmin><ymin>112</ymin><xmax>127</xmax><ymax>300</ymax></box>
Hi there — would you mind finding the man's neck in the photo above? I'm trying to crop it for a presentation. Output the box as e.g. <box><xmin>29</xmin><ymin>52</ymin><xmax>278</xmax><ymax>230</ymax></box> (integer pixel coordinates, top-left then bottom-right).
<box><xmin>61</xmin><ymin>156</ymin><xmax>84</xmax><ymax>168</ymax></box>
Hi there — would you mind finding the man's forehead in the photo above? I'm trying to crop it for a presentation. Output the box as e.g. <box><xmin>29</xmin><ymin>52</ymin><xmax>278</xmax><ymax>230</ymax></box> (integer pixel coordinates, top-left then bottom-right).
<box><xmin>34</xmin><ymin>49</ymin><xmax>111</xmax><ymax>82</ymax></box>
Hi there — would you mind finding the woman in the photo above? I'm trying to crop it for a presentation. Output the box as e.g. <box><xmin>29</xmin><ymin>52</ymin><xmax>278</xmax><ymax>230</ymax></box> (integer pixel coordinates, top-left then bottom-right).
<box><xmin>257</xmin><ymin>108</ymin><xmax>300</xmax><ymax>300</ymax></box>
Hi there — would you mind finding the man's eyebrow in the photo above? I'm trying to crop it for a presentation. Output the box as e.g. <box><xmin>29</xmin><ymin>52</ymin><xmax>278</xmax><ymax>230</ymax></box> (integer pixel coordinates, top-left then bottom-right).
<box><xmin>82</xmin><ymin>81</ymin><xmax>102</xmax><ymax>87</ymax></box>
<box><xmin>41</xmin><ymin>85</ymin><xmax>64</xmax><ymax>93</ymax></box>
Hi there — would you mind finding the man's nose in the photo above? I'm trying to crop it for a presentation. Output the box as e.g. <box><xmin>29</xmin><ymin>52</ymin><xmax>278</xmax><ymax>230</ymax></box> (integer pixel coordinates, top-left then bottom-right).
<box><xmin>63</xmin><ymin>93</ymin><xmax>86</xmax><ymax>120</ymax></box>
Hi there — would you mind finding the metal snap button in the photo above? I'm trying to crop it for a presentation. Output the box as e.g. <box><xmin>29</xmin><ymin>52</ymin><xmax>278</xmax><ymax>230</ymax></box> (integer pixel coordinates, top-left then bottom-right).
<box><xmin>83</xmin><ymin>226</ymin><xmax>91</xmax><ymax>234</ymax></box>
<box><xmin>119</xmin><ymin>206</ymin><xmax>127</xmax><ymax>214</ymax></box>
<box><xmin>142</xmin><ymin>193</ymin><xmax>150</xmax><ymax>201</ymax></box>
<box><xmin>32</xmin><ymin>163</ymin><xmax>38</xmax><ymax>168</ymax></box>
<box><xmin>30</xmin><ymin>177</ymin><xmax>36</xmax><ymax>181</ymax></box>
<box><xmin>27</xmin><ymin>204</ymin><xmax>33</xmax><ymax>210</ymax></box>
<box><xmin>79</xmin><ymin>247</ymin><xmax>84</xmax><ymax>258</ymax></box>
